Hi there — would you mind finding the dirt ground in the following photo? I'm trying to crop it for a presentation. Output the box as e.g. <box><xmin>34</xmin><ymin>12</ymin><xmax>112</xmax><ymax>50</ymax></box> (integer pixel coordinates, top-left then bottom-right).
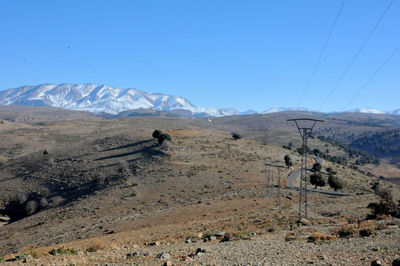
<box><xmin>0</xmin><ymin>116</ymin><xmax>399</xmax><ymax>265</ymax></box>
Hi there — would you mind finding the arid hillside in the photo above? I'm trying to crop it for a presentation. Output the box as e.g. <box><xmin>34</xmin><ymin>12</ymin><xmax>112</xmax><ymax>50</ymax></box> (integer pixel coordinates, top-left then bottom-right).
<box><xmin>0</xmin><ymin>107</ymin><xmax>399</xmax><ymax>265</ymax></box>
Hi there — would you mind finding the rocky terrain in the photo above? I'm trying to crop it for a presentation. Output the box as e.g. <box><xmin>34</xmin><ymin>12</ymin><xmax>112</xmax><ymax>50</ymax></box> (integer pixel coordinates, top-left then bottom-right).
<box><xmin>0</xmin><ymin>106</ymin><xmax>399</xmax><ymax>265</ymax></box>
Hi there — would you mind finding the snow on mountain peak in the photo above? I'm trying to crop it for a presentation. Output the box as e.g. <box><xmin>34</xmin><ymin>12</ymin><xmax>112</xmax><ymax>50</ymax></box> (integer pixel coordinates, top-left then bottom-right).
<box><xmin>0</xmin><ymin>83</ymin><xmax>399</xmax><ymax>117</ymax></box>
<box><xmin>347</xmin><ymin>108</ymin><xmax>386</xmax><ymax>114</ymax></box>
<box><xmin>0</xmin><ymin>83</ymin><xmax>237</xmax><ymax>117</ymax></box>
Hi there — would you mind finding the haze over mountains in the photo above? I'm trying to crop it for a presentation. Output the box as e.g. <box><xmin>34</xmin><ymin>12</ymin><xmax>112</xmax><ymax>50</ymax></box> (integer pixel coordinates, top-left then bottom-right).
<box><xmin>0</xmin><ymin>83</ymin><xmax>399</xmax><ymax>117</ymax></box>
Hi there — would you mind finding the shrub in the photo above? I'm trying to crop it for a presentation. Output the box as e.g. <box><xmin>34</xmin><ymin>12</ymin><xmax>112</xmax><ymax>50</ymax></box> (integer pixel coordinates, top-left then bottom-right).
<box><xmin>359</xmin><ymin>227</ymin><xmax>376</xmax><ymax>237</ymax></box>
<box><xmin>152</xmin><ymin>130</ymin><xmax>162</xmax><ymax>139</ymax></box>
<box><xmin>231</xmin><ymin>132</ymin><xmax>241</xmax><ymax>140</ymax></box>
<box><xmin>158</xmin><ymin>133</ymin><xmax>171</xmax><ymax>145</ymax></box>
<box><xmin>367</xmin><ymin>189</ymin><xmax>398</xmax><ymax>218</ymax></box>
<box><xmin>0</xmin><ymin>256</ymin><xmax>4</xmax><ymax>262</ymax></box>
<box><xmin>86</xmin><ymin>242</ymin><xmax>103</xmax><ymax>252</ymax></box>
<box><xmin>335</xmin><ymin>225</ymin><xmax>358</xmax><ymax>238</ymax></box>
<box><xmin>49</xmin><ymin>247</ymin><xmax>77</xmax><ymax>256</ymax></box>
<box><xmin>23</xmin><ymin>251</ymin><xmax>39</xmax><ymax>259</ymax></box>
<box><xmin>308</xmin><ymin>232</ymin><xmax>337</xmax><ymax>242</ymax></box>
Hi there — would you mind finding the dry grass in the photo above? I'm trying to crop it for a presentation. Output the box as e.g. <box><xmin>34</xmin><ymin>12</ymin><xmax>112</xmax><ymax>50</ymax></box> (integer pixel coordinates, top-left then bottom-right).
<box><xmin>308</xmin><ymin>232</ymin><xmax>337</xmax><ymax>242</ymax></box>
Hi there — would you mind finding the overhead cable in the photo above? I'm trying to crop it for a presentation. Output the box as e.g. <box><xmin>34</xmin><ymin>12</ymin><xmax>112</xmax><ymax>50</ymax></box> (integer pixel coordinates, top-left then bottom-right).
<box><xmin>318</xmin><ymin>0</ymin><xmax>395</xmax><ymax>111</ymax></box>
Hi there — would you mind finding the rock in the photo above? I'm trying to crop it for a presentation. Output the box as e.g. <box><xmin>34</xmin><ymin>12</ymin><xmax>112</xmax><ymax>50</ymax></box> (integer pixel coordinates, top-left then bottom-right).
<box><xmin>0</xmin><ymin>215</ymin><xmax>10</xmax><ymax>221</ymax></box>
<box><xmin>163</xmin><ymin>261</ymin><xmax>173</xmax><ymax>266</ymax></box>
<box><xmin>185</xmin><ymin>238</ymin><xmax>192</xmax><ymax>243</ymax></box>
<box><xmin>209</xmin><ymin>236</ymin><xmax>217</xmax><ymax>241</ymax></box>
<box><xmin>392</xmin><ymin>258</ymin><xmax>400</xmax><ymax>266</ymax></box>
<box><xmin>195</xmin><ymin>248</ymin><xmax>206</xmax><ymax>256</ymax></box>
<box><xmin>157</xmin><ymin>252</ymin><xmax>171</xmax><ymax>260</ymax></box>
<box><xmin>298</xmin><ymin>218</ymin><xmax>311</xmax><ymax>226</ymax></box>
<box><xmin>214</xmin><ymin>232</ymin><xmax>225</xmax><ymax>239</ymax></box>
<box><xmin>193</xmin><ymin>232</ymin><xmax>203</xmax><ymax>239</ymax></box>
<box><xmin>147</xmin><ymin>241</ymin><xmax>160</xmax><ymax>246</ymax></box>
<box><xmin>371</xmin><ymin>259</ymin><xmax>382</xmax><ymax>266</ymax></box>
<box><xmin>220</xmin><ymin>233</ymin><xmax>233</xmax><ymax>242</ymax></box>
<box><xmin>182</xmin><ymin>256</ymin><xmax>195</xmax><ymax>262</ymax></box>
<box><xmin>126</xmin><ymin>252</ymin><xmax>140</xmax><ymax>258</ymax></box>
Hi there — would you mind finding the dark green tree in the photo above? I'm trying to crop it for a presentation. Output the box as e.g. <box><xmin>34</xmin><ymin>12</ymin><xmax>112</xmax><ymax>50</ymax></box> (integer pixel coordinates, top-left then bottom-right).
<box><xmin>152</xmin><ymin>129</ymin><xmax>162</xmax><ymax>139</ymax></box>
<box><xmin>328</xmin><ymin>174</ymin><xmax>343</xmax><ymax>191</ymax></box>
<box><xmin>158</xmin><ymin>133</ymin><xmax>171</xmax><ymax>145</ymax></box>
<box><xmin>310</xmin><ymin>172</ymin><xmax>325</xmax><ymax>189</ymax></box>
<box><xmin>311</xmin><ymin>162</ymin><xmax>322</xmax><ymax>172</ymax></box>
<box><xmin>284</xmin><ymin>155</ymin><xmax>292</xmax><ymax>169</ymax></box>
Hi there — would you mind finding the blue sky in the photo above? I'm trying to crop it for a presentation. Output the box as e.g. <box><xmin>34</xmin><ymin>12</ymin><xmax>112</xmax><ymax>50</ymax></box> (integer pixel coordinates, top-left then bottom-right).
<box><xmin>1</xmin><ymin>0</ymin><xmax>399</xmax><ymax>112</ymax></box>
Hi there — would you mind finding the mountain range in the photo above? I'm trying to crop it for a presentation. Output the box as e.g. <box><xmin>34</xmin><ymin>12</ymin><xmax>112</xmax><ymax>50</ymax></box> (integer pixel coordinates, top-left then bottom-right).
<box><xmin>0</xmin><ymin>83</ymin><xmax>398</xmax><ymax>117</ymax></box>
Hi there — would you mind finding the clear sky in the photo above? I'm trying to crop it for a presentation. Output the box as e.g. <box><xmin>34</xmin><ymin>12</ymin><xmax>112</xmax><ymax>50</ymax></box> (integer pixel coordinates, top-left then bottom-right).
<box><xmin>1</xmin><ymin>0</ymin><xmax>399</xmax><ymax>113</ymax></box>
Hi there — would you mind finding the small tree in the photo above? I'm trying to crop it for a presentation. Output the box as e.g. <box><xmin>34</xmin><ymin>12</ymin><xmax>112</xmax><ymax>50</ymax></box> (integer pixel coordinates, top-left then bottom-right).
<box><xmin>328</xmin><ymin>174</ymin><xmax>343</xmax><ymax>191</ymax></box>
<box><xmin>231</xmin><ymin>132</ymin><xmax>241</xmax><ymax>140</ymax></box>
<box><xmin>152</xmin><ymin>130</ymin><xmax>162</xmax><ymax>139</ymax></box>
<box><xmin>310</xmin><ymin>172</ymin><xmax>325</xmax><ymax>189</ymax></box>
<box><xmin>284</xmin><ymin>155</ymin><xmax>292</xmax><ymax>169</ymax></box>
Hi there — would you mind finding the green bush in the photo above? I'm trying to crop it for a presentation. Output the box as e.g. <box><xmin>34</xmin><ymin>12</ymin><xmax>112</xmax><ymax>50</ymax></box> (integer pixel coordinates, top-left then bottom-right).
<box><xmin>49</xmin><ymin>247</ymin><xmax>77</xmax><ymax>256</ymax></box>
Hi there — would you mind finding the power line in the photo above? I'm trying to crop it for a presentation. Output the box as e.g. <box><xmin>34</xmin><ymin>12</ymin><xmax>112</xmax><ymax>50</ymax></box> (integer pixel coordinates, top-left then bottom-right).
<box><xmin>297</xmin><ymin>0</ymin><xmax>346</xmax><ymax>108</ymax></box>
<box><xmin>343</xmin><ymin>44</ymin><xmax>400</xmax><ymax>109</ymax></box>
<box><xmin>318</xmin><ymin>0</ymin><xmax>395</xmax><ymax>111</ymax></box>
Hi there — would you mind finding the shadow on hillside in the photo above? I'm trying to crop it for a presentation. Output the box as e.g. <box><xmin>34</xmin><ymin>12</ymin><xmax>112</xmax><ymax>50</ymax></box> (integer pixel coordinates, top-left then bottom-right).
<box><xmin>96</xmin><ymin>143</ymin><xmax>164</xmax><ymax>161</ymax></box>
<box><xmin>101</xmin><ymin>139</ymin><xmax>154</xmax><ymax>152</ymax></box>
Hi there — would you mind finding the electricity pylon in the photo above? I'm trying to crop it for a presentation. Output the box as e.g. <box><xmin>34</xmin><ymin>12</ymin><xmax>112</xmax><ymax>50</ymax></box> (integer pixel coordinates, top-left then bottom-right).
<box><xmin>287</xmin><ymin>118</ymin><xmax>324</xmax><ymax>221</ymax></box>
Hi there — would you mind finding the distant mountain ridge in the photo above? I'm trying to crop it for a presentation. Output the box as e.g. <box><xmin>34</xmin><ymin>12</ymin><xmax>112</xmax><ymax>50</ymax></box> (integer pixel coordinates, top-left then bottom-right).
<box><xmin>0</xmin><ymin>83</ymin><xmax>398</xmax><ymax>117</ymax></box>
<box><xmin>0</xmin><ymin>84</ymin><xmax>240</xmax><ymax>117</ymax></box>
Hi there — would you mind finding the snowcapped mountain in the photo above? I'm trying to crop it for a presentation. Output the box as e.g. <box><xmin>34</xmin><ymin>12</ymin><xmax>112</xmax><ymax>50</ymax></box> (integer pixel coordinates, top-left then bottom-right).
<box><xmin>261</xmin><ymin>107</ymin><xmax>314</xmax><ymax>114</ymax></box>
<box><xmin>347</xmin><ymin>108</ymin><xmax>386</xmax><ymax>114</ymax></box>
<box><xmin>0</xmin><ymin>84</ymin><xmax>238</xmax><ymax>117</ymax></box>
<box><xmin>0</xmin><ymin>83</ymin><xmax>398</xmax><ymax>117</ymax></box>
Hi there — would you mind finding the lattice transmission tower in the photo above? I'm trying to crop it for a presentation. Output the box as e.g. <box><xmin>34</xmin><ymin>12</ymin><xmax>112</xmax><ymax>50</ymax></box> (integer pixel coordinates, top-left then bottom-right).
<box><xmin>287</xmin><ymin>118</ymin><xmax>324</xmax><ymax>221</ymax></box>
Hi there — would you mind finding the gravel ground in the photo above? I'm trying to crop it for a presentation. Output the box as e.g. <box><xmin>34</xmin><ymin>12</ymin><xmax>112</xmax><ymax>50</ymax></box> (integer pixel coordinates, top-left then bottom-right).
<box><xmin>3</xmin><ymin>221</ymin><xmax>399</xmax><ymax>265</ymax></box>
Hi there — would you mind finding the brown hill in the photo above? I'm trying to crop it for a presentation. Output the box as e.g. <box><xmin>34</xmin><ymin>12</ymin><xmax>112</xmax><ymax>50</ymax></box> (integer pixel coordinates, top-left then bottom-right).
<box><xmin>0</xmin><ymin>111</ymin><xmax>399</xmax><ymax>264</ymax></box>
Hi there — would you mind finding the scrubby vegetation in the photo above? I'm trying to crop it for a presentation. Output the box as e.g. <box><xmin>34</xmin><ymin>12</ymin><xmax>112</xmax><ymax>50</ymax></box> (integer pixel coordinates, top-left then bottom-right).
<box><xmin>317</xmin><ymin>136</ymin><xmax>379</xmax><ymax>166</ymax></box>
<box><xmin>350</xmin><ymin>129</ymin><xmax>400</xmax><ymax>165</ymax></box>
<box><xmin>367</xmin><ymin>189</ymin><xmax>399</xmax><ymax>218</ymax></box>
<box><xmin>49</xmin><ymin>247</ymin><xmax>77</xmax><ymax>256</ymax></box>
